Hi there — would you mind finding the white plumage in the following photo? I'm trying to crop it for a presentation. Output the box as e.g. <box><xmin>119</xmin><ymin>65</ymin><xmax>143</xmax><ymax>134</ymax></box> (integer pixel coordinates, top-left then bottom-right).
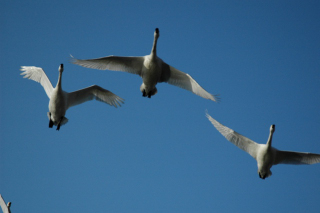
<box><xmin>21</xmin><ymin>64</ymin><xmax>124</xmax><ymax>130</ymax></box>
<box><xmin>71</xmin><ymin>28</ymin><xmax>219</xmax><ymax>101</ymax></box>
<box><xmin>0</xmin><ymin>194</ymin><xmax>11</xmax><ymax>213</ymax></box>
<box><xmin>206</xmin><ymin>113</ymin><xmax>320</xmax><ymax>179</ymax></box>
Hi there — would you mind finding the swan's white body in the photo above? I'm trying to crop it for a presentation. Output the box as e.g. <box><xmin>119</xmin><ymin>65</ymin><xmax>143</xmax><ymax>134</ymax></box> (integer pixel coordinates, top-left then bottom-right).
<box><xmin>21</xmin><ymin>64</ymin><xmax>124</xmax><ymax>130</ymax></box>
<box><xmin>206</xmin><ymin>113</ymin><xmax>320</xmax><ymax>179</ymax></box>
<box><xmin>0</xmin><ymin>194</ymin><xmax>11</xmax><ymax>213</ymax></box>
<box><xmin>71</xmin><ymin>28</ymin><xmax>219</xmax><ymax>101</ymax></box>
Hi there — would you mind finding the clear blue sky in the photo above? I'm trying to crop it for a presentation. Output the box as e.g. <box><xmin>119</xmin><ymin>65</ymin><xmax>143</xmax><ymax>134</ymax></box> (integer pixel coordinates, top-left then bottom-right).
<box><xmin>1</xmin><ymin>1</ymin><xmax>320</xmax><ymax>212</ymax></box>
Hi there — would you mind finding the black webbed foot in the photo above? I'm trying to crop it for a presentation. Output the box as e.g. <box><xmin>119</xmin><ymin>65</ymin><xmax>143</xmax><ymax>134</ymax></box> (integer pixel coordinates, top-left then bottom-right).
<box><xmin>56</xmin><ymin>117</ymin><xmax>64</xmax><ymax>131</ymax></box>
<box><xmin>49</xmin><ymin>120</ymin><xmax>54</xmax><ymax>128</ymax></box>
<box><xmin>142</xmin><ymin>90</ymin><xmax>147</xmax><ymax>97</ymax></box>
<box><xmin>48</xmin><ymin>112</ymin><xmax>54</xmax><ymax>128</ymax></box>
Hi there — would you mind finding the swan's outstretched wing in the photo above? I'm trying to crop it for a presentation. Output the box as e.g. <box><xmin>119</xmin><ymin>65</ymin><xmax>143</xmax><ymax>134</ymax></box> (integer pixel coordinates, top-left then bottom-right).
<box><xmin>274</xmin><ymin>150</ymin><xmax>320</xmax><ymax>165</ymax></box>
<box><xmin>0</xmin><ymin>194</ymin><xmax>9</xmax><ymax>213</ymax></box>
<box><xmin>67</xmin><ymin>85</ymin><xmax>124</xmax><ymax>109</ymax></box>
<box><xmin>71</xmin><ymin>55</ymin><xmax>144</xmax><ymax>76</ymax></box>
<box><xmin>20</xmin><ymin>66</ymin><xmax>54</xmax><ymax>99</ymax></box>
<box><xmin>161</xmin><ymin>63</ymin><xmax>219</xmax><ymax>102</ymax></box>
<box><xmin>206</xmin><ymin>113</ymin><xmax>260</xmax><ymax>159</ymax></box>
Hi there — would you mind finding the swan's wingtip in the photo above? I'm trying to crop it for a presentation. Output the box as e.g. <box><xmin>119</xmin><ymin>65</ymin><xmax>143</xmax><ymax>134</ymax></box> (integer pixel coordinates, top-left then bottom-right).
<box><xmin>115</xmin><ymin>98</ymin><xmax>125</xmax><ymax>108</ymax></box>
<box><xmin>205</xmin><ymin>112</ymin><xmax>218</xmax><ymax>125</ymax></box>
<box><xmin>20</xmin><ymin>66</ymin><xmax>28</xmax><ymax>75</ymax></box>
<box><xmin>20</xmin><ymin>66</ymin><xmax>28</xmax><ymax>70</ymax></box>
<box><xmin>205</xmin><ymin>110</ymin><xmax>212</xmax><ymax>119</ymax></box>
<box><xmin>205</xmin><ymin>110</ymin><xmax>211</xmax><ymax>119</ymax></box>
<box><xmin>69</xmin><ymin>55</ymin><xmax>78</xmax><ymax>64</ymax></box>
<box><xmin>212</xmin><ymin>94</ymin><xmax>221</xmax><ymax>103</ymax></box>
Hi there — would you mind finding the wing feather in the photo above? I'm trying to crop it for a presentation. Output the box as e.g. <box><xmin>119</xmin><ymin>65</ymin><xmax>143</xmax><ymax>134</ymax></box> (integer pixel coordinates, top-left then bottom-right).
<box><xmin>0</xmin><ymin>194</ymin><xmax>9</xmax><ymax>213</ymax></box>
<box><xmin>20</xmin><ymin>66</ymin><xmax>54</xmax><ymax>98</ymax></box>
<box><xmin>206</xmin><ymin>113</ymin><xmax>260</xmax><ymax>159</ymax></box>
<box><xmin>274</xmin><ymin>150</ymin><xmax>320</xmax><ymax>165</ymax></box>
<box><xmin>161</xmin><ymin>64</ymin><xmax>219</xmax><ymax>102</ymax></box>
<box><xmin>71</xmin><ymin>55</ymin><xmax>144</xmax><ymax>76</ymax></box>
<box><xmin>67</xmin><ymin>85</ymin><xmax>124</xmax><ymax>109</ymax></box>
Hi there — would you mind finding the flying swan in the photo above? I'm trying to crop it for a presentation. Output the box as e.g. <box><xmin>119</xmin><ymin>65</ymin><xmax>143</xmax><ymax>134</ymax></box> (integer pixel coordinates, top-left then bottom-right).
<box><xmin>21</xmin><ymin>64</ymin><xmax>124</xmax><ymax>130</ymax></box>
<box><xmin>71</xmin><ymin>28</ymin><xmax>219</xmax><ymax>101</ymax></box>
<box><xmin>0</xmin><ymin>194</ymin><xmax>11</xmax><ymax>213</ymax></box>
<box><xmin>206</xmin><ymin>113</ymin><xmax>320</xmax><ymax>179</ymax></box>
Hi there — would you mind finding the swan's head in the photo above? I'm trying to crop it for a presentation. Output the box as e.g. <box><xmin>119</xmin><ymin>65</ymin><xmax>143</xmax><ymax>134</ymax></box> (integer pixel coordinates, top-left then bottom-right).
<box><xmin>59</xmin><ymin>64</ymin><xmax>64</xmax><ymax>73</ymax></box>
<box><xmin>270</xmin><ymin>124</ymin><xmax>275</xmax><ymax>133</ymax></box>
<box><xmin>154</xmin><ymin>28</ymin><xmax>159</xmax><ymax>39</ymax></box>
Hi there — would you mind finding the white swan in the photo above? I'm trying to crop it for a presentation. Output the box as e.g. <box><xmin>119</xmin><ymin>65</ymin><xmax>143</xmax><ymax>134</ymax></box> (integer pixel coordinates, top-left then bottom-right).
<box><xmin>0</xmin><ymin>194</ymin><xmax>11</xmax><ymax>213</ymax></box>
<box><xmin>71</xmin><ymin>28</ymin><xmax>219</xmax><ymax>101</ymax></box>
<box><xmin>206</xmin><ymin>113</ymin><xmax>320</xmax><ymax>179</ymax></box>
<box><xmin>21</xmin><ymin>64</ymin><xmax>124</xmax><ymax>131</ymax></box>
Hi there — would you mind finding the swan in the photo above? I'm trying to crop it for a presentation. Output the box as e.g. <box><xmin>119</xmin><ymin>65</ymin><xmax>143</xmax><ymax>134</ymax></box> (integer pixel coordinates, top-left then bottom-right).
<box><xmin>71</xmin><ymin>28</ymin><xmax>219</xmax><ymax>101</ymax></box>
<box><xmin>0</xmin><ymin>194</ymin><xmax>11</xmax><ymax>213</ymax></box>
<box><xmin>21</xmin><ymin>64</ymin><xmax>124</xmax><ymax>131</ymax></box>
<box><xmin>206</xmin><ymin>113</ymin><xmax>320</xmax><ymax>179</ymax></box>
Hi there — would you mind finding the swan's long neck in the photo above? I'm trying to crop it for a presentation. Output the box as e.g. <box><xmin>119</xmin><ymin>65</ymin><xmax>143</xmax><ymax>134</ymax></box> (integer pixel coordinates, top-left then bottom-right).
<box><xmin>151</xmin><ymin>29</ymin><xmax>159</xmax><ymax>57</ymax></box>
<box><xmin>56</xmin><ymin>71</ymin><xmax>62</xmax><ymax>89</ymax></box>
<box><xmin>266</xmin><ymin>126</ymin><xmax>275</xmax><ymax>148</ymax></box>
<box><xmin>151</xmin><ymin>36</ymin><xmax>158</xmax><ymax>56</ymax></box>
<box><xmin>56</xmin><ymin>64</ymin><xmax>63</xmax><ymax>90</ymax></box>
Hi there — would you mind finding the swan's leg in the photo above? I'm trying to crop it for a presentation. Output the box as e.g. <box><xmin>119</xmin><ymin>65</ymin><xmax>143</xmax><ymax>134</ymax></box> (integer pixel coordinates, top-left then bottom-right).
<box><xmin>142</xmin><ymin>90</ymin><xmax>147</xmax><ymax>97</ymax></box>
<box><xmin>49</xmin><ymin>120</ymin><xmax>54</xmax><ymax>128</ymax></box>
<box><xmin>56</xmin><ymin>117</ymin><xmax>64</xmax><ymax>131</ymax></box>
<box><xmin>48</xmin><ymin>112</ymin><xmax>54</xmax><ymax>128</ymax></box>
<box><xmin>149</xmin><ymin>87</ymin><xmax>157</xmax><ymax>98</ymax></box>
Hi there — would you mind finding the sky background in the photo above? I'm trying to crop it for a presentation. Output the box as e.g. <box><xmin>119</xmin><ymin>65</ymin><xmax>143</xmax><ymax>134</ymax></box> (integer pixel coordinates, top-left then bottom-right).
<box><xmin>1</xmin><ymin>0</ymin><xmax>320</xmax><ymax>212</ymax></box>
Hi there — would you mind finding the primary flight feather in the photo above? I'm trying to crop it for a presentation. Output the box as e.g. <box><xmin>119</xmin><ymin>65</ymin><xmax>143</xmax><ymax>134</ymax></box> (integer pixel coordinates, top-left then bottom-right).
<box><xmin>71</xmin><ymin>28</ymin><xmax>219</xmax><ymax>101</ymax></box>
<box><xmin>21</xmin><ymin>64</ymin><xmax>124</xmax><ymax>130</ymax></box>
<box><xmin>206</xmin><ymin>113</ymin><xmax>320</xmax><ymax>179</ymax></box>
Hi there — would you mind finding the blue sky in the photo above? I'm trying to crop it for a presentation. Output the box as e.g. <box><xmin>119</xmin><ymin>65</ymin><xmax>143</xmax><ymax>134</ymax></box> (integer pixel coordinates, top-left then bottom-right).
<box><xmin>1</xmin><ymin>0</ymin><xmax>320</xmax><ymax>212</ymax></box>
